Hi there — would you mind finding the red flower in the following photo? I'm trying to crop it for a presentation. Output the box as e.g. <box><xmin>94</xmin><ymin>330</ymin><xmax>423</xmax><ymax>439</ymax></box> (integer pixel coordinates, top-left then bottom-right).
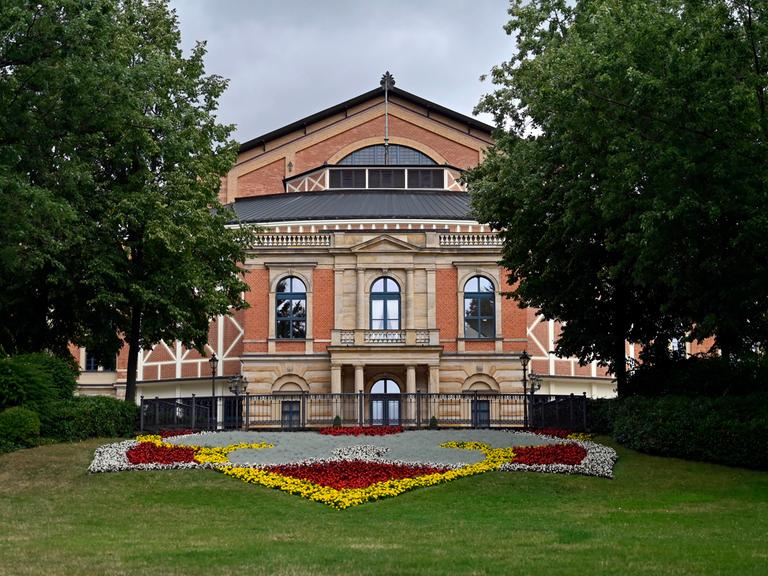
<box><xmin>126</xmin><ymin>442</ymin><xmax>197</xmax><ymax>465</ymax></box>
<box><xmin>159</xmin><ymin>429</ymin><xmax>196</xmax><ymax>438</ymax></box>
<box><xmin>318</xmin><ymin>426</ymin><xmax>404</xmax><ymax>436</ymax></box>
<box><xmin>265</xmin><ymin>461</ymin><xmax>447</xmax><ymax>489</ymax></box>
<box><xmin>513</xmin><ymin>443</ymin><xmax>587</xmax><ymax>465</ymax></box>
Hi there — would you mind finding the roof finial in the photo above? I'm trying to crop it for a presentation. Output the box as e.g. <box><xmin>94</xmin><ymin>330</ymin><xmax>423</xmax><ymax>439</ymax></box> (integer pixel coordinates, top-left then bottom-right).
<box><xmin>380</xmin><ymin>71</ymin><xmax>395</xmax><ymax>90</ymax></box>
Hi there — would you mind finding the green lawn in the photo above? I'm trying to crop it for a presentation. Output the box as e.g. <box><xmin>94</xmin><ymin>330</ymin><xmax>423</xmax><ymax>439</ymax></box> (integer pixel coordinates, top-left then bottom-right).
<box><xmin>1</xmin><ymin>438</ymin><xmax>766</xmax><ymax>576</ymax></box>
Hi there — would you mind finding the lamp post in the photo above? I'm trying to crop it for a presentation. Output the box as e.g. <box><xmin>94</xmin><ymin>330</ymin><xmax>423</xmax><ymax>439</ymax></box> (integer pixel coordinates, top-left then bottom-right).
<box><xmin>228</xmin><ymin>375</ymin><xmax>248</xmax><ymax>429</ymax></box>
<box><xmin>520</xmin><ymin>350</ymin><xmax>530</xmax><ymax>428</ymax></box>
<box><xmin>208</xmin><ymin>353</ymin><xmax>218</xmax><ymax>429</ymax></box>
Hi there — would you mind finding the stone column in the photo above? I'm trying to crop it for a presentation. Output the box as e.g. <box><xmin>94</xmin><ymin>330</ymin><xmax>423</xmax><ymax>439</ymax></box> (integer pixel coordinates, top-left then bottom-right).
<box><xmin>406</xmin><ymin>364</ymin><xmax>416</xmax><ymax>425</ymax></box>
<box><xmin>331</xmin><ymin>364</ymin><xmax>343</xmax><ymax>419</ymax></box>
<box><xmin>406</xmin><ymin>269</ymin><xmax>415</xmax><ymax>330</ymax></box>
<box><xmin>354</xmin><ymin>364</ymin><xmax>365</xmax><ymax>424</ymax></box>
<box><xmin>426</xmin><ymin>269</ymin><xmax>436</xmax><ymax>329</ymax></box>
<box><xmin>428</xmin><ymin>365</ymin><xmax>439</xmax><ymax>394</ymax></box>
<box><xmin>356</xmin><ymin>269</ymin><xmax>365</xmax><ymax>329</ymax></box>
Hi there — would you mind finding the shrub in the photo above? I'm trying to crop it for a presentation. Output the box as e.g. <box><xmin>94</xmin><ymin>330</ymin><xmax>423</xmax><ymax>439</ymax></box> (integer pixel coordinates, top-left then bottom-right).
<box><xmin>332</xmin><ymin>415</ymin><xmax>342</xmax><ymax>428</ymax></box>
<box><xmin>586</xmin><ymin>398</ymin><xmax>620</xmax><ymax>434</ymax></box>
<box><xmin>0</xmin><ymin>352</ymin><xmax>77</xmax><ymax>420</ymax></box>
<box><xmin>612</xmin><ymin>394</ymin><xmax>768</xmax><ymax>470</ymax></box>
<box><xmin>40</xmin><ymin>396</ymin><xmax>137</xmax><ymax>441</ymax></box>
<box><xmin>429</xmin><ymin>416</ymin><xmax>438</xmax><ymax>429</ymax></box>
<box><xmin>15</xmin><ymin>353</ymin><xmax>78</xmax><ymax>400</ymax></box>
<box><xmin>628</xmin><ymin>355</ymin><xmax>768</xmax><ymax>397</ymax></box>
<box><xmin>0</xmin><ymin>406</ymin><xmax>40</xmax><ymax>447</ymax></box>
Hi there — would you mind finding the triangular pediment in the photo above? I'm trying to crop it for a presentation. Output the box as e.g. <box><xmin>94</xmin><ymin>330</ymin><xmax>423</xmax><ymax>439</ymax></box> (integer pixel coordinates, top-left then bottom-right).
<box><xmin>351</xmin><ymin>234</ymin><xmax>418</xmax><ymax>253</ymax></box>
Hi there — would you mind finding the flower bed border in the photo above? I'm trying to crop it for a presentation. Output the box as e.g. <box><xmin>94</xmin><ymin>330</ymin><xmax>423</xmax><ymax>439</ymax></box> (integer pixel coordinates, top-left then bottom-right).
<box><xmin>89</xmin><ymin>431</ymin><xmax>618</xmax><ymax>507</ymax></box>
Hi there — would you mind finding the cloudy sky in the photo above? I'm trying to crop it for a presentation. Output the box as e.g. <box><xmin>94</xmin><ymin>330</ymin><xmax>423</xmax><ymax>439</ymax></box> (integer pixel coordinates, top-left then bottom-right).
<box><xmin>169</xmin><ymin>0</ymin><xmax>513</xmax><ymax>142</ymax></box>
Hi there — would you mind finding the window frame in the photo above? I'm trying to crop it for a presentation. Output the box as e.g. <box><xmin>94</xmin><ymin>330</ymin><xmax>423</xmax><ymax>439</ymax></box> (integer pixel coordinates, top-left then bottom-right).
<box><xmin>463</xmin><ymin>275</ymin><xmax>495</xmax><ymax>339</ymax></box>
<box><xmin>369</xmin><ymin>276</ymin><xmax>401</xmax><ymax>331</ymax></box>
<box><xmin>275</xmin><ymin>276</ymin><xmax>308</xmax><ymax>340</ymax></box>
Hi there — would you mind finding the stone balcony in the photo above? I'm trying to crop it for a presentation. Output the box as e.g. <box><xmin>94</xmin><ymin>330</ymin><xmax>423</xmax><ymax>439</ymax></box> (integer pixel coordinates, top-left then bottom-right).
<box><xmin>330</xmin><ymin>329</ymin><xmax>440</xmax><ymax>347</ymax></box>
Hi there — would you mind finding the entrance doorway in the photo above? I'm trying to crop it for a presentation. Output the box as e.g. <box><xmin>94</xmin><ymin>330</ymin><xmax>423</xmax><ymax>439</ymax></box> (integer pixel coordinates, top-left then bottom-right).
<box><xmin>370</xmin><ymin>378</ymin><xmax>401</xmax><ymax>425</ymax></box>
<box><xmin>471</xmin><ymin>399</ymin><xmax>490</xmax><ymax>428</ymax></box>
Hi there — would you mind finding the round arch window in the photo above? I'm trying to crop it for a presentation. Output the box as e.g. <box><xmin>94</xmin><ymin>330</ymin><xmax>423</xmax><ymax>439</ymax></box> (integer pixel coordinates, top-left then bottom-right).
<box><xmin>370</xmin><ymin>277</ymin><xmax>400</xmax><ymax>330</ymax></box>
<box><xmin>276</xmin><ymin>276</ymin><xmax>307</xmax><ymax>339</ymax></box>
<box><xmin>464</xmin><ymin>276</ymin><xmax>494</xmax><ymax>339</ymax></box>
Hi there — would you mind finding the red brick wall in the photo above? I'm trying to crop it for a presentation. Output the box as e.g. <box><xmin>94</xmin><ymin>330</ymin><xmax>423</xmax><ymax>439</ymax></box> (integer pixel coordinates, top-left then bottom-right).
<box><xmin>275</xmin><ymin>341</ymin><xmax>305</xmax><ymax>353</ymax></box>
<box><xmin>243</xmin><ymin>268</ymin><xmax>269</xmax><ymax>353</ymax></box>
<box><xmin>237</xmin><ymin>158</ymin><xmax>284</xmax><ymax>197</ymax></box>
<box><xmin>313</xmin><ymin>268</ymin><xmax>334</xmax><ymax>352</ymax></box>
<box><xmin>436</xmin><ymin>268</ymin><xmax>458</xmax><ymax>352</ymax></box>
<box><xmin>500</xmin><ymin>268</ymin><xmax>527</xmax><ymax>351</ymax></box>
<box><xmin>465</xmin><ymin>341</ymin><xmax>495</xmax><ymax>352</ymax></box>
<box><xmin>293</xmin><ymin>115</ymin><xmax>480</xmax><ymax>174</ymax></box>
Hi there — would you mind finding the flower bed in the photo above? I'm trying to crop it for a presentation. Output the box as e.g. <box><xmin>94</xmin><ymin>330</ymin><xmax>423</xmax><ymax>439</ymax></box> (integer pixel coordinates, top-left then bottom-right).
<box><xmin>318</xmin><ymin>425</ymin><xmax>403</xmax><ymax>436</ymax></box>
<box><xmin>89</xmin><ymin>430</ymin><xmax>618</xmax><ymax>507</ymax></box>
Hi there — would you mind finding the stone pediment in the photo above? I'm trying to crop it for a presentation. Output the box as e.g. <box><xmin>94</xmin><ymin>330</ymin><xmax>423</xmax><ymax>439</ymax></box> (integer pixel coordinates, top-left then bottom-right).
<box><xmin>350</xmin><ymin>234</ymin><xmax>418</xmax><ymax>253</ymax></box>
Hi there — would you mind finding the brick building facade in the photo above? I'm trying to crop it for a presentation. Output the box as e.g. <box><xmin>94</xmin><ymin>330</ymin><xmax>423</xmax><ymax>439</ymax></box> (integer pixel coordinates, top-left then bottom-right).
<box><xmin>75</xmin><ymin>74</ymin><xmax>622</xmax><ymax>411</ymax></box>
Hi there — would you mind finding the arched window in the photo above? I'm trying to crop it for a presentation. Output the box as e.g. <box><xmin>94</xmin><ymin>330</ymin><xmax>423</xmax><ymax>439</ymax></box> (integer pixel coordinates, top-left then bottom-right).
<box><xmin>464</xmin><ymin>276</ymin><xmax>494</xmax><ymax>339</ymax></box>
<box><xmin>276</xmin><ymin>276</ymin><xmax>306</xmax><ymax>339</ymax></box>
<box><xmin>338</xmin><ymin>144</ymin><xmax>436</xmax><ymax>166</ymax></box>
<box><xmin>370</xmin><ymin>277</ymin><xmax>400</xmax><ymax>330</ymax></box>
<box><xmin>371</xmin><ymin>378</ymin><xmax>400</xmax><ymax>394</ymax></box>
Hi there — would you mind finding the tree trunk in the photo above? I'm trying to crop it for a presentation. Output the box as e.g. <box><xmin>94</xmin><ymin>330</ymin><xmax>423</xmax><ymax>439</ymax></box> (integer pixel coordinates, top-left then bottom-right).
<box><xmin>124</xmin><ymin>302</ymin><xmax>142</xmax><ymax>403</ymax></box>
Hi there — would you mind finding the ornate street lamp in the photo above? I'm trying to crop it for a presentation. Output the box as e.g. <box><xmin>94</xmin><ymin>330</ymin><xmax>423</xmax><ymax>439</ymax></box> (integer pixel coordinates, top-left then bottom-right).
<box><xmin>520</xmin><ymin>350</ymin><xmax>530</xmax><ymax>428</ymax></box>
<box><xmin>208</xmin><ymin>353</ymin><xmax>218</xmax><ymax>429</ymax></box>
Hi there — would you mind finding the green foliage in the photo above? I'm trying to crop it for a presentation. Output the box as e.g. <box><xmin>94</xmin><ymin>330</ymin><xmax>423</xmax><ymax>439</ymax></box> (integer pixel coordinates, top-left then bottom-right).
<box><xmin>467</xmin><ymin>0</ymin><xmax>768</xmax><ymax>392</ymax></box>
<box><xmin>628</xmin><ymin>355</ymin><xmax>768</xmax><ymax>397</ymax></box>
<box><xmin>585</xmin><ymin>398</ymin><xmax>619</xmax><ymax>435</ymax></box>
<box><xmin>612</xmin><ymin>395</ymin><xmax>768</xmax><ymax>470</ymax></box>
<box><xmin>14</xmin><ymin>353</ymin><xmax>78</xmax><ymax>400</ymax></box>
<box><xmin>0</xmin><ymin>406</ymin><xmax>40</xmax><ymax>447</ymax></box>
<box><xmin>429</xmin><ymin>416</ymin><xmax>438</xmax><ymax>429</ymax></box>
<box><xmin>0</xmin><ymin>1</ymin><xmax>253</xmax><ymax>401</ymax></box>
<box><xmin>39</xmin><ymin>396</ymin><xmax>137</xmax><ymax>442</ymax></box>
<box><xmin>332</xmin><ymin>415</ymin><xmax>342</xmax><ymax>428</ymax></box>
<box><xmin>0</xmin><ymin>356</ymin><xmax>57</xmax><ymax>410</ymax></box>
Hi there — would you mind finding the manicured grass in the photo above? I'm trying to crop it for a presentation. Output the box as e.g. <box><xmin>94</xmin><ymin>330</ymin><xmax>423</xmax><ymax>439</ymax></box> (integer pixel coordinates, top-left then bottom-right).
<box><xmin>1</xmin><ymin>437</ymin><xmax>767</xmax><ymax>576</ymax></box>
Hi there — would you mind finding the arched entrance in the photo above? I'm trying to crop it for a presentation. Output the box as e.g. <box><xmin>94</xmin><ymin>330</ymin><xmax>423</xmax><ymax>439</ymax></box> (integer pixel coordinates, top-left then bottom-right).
<box><xmin>370</xmin><ymin>378</ymin><xmax>401</xmax><ymax>425</ymax></box>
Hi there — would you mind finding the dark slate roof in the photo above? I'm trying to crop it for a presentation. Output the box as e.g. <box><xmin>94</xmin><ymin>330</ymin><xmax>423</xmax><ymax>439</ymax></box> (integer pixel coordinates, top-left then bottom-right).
<box><xmin>238</xmin><ymin>86</ymin><xmax>494</xmax><ymax>154</ymax></box>
<box><xmin>233</xmin><ymin>190</ymin><xmax>473</xmax><ymax>223</ymax></box>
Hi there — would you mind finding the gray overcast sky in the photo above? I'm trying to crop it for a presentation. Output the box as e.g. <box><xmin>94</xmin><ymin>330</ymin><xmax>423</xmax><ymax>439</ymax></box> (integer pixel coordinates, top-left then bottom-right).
<box><xmin>169</xmin><ymin>0</ymin><xmax>512</xmax><ymax>143</ymax></box>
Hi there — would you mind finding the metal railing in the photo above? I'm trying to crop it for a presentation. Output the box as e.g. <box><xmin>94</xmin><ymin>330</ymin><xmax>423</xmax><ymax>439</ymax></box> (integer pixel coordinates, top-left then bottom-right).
<box><xmin>139</xmin><ymin>392</ymin><xmax>587</xmax><ymax>432</ymax></box>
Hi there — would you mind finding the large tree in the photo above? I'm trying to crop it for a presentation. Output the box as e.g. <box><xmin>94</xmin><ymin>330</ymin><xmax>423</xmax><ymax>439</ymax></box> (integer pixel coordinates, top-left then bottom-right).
<box><xmin>0</xmin><ymin>1</ymin><xmax>252</xmax><ymax>402</ymax></box>
<box><xmin>466</xmin><ymin>0</ymin><xmax>767</xmax><ymax>394</ymax></box>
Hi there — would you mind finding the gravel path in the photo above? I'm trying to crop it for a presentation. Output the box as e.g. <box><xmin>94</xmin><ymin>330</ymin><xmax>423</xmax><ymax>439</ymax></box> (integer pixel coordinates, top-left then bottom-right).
<box><xmin>166</xmin><ymin>429</ymin><xmax>560</xmax><ymax>467</ymax></box>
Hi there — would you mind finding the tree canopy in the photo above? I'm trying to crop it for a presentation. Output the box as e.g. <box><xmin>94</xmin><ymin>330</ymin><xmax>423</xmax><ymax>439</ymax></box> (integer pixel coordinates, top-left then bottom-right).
<box><xmin>466</xmin><ymin>0</ymin><xmax>767</xmax><ymax>394</ymax></box>
<box><xmin>0</xmin><ymin>0</ymin><xmax>252</xmax><ymax>401</ymax></box>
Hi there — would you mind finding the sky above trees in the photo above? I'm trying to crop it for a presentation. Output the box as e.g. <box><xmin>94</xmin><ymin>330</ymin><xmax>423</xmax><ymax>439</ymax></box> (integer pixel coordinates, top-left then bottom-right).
<box><xmin>169</xmin><ymin>0</ymin><xmax>510</xmax><ymax>141</ymax></box>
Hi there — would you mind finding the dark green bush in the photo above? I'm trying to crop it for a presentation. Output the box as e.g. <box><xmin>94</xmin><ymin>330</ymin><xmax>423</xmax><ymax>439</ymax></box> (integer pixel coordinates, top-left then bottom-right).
<box><xmin>429</xmin><ymin>416</ymin><xmax>438</xmax><ymax>429</ymax></box>
<box><xmin>586</xmin><ymin>398</ymin><xmax>619</xmax><ymax>434</ymax></box>
<box><xmin>612</xmin><ymin>394</ymin><xmax>768</xmax><ymax>470</ymax></box>
<box><xmin>40</xmin><ymin>396</ymin><xmax>137</xmax><ymax>441</ymax></box>
<box><xmin>0</xmin><ymin>406</ymin><xmax>41</xmax><ymax>447</ymax></box>
<box><xmin>0</xmin><ymin>352</ymin><xmax>77</xmax><ymax>413</ymax></box>
<box><xmin>332</xmin><ymin>415</ymin><xmax>342</xmax><ymax>428</ymax></box>
<box><xmin>627</xmin><ymin>355</ymin><xmax>768</xmax><ymax>397</ymax></box>
<box><xmin>15</xmin><ymin>353</ymin><xmax>78</xmax><ymax>400</ymax></box>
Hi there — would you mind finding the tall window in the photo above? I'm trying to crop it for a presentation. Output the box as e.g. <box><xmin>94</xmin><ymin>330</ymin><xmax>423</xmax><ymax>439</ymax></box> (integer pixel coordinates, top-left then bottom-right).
<box><xmin>370</xmin><ymin>277</ymin><xmax>400</xmax><ymax>330</ymax></box>
<box><xmin>276</xmin><ymin>276</ymin><xmax>307</xmax><ymax>339</ymax></box>
<box><xmin>464</xmin><ymin>276</ymin><xmax>494</xmax><ymax>339</ymax></box>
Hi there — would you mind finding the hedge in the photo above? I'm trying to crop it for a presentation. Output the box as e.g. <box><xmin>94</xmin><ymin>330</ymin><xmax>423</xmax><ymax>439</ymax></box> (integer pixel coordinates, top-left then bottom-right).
<box><xmin>39</xmin><ymin>396</ymin><xmax>137</xmax><ymax>442</ymax></box>
<box><xmin>0</xmin><ymin>406</ymin><xmax>40</xmax><ymax>449</ymax></box>
<box><xmin>610</xmin><ymin>395</ymin><xmax>768</xmax><ymax>470</ymax></box>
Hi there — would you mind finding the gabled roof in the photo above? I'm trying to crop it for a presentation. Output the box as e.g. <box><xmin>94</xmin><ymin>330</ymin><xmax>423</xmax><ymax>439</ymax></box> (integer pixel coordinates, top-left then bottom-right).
<box><xmin>233</xmin><ymin>190</ymin><xmax>474</xmax><ymax>223</ymax></box>
<box><xmin>238</xmin><ymin>84</ymin><xmax>495</xmax><ymax>154</ymax></box>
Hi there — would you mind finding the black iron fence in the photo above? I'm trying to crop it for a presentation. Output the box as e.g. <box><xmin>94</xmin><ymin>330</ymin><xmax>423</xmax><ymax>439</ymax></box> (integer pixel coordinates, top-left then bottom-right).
<box><xmin>140</xmin><ymin>392</ymin><xmax>587</xmax><ymax>432</ymax></box>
